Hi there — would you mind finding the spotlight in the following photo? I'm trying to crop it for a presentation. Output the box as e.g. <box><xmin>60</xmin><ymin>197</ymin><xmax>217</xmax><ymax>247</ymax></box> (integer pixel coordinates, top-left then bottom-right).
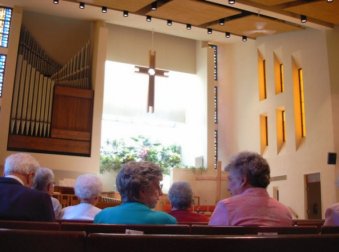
<box><xmin>146</xmin><ymin>16</ymin><xmax>152</xmax><ymax>22</ymax></box>
<box><xmin>53</xmin><ymin>0</ymin><xmax>59</xmax><ymax>4</ymax></box>
<box><xmin>229</xmin><ymin>0</ymin><xmax>235</xmax><ymax>4</ymax></box>
<box><xmin>101</xmin><ymin>6</ymin><xmax>107</xmax><ymax>13</ymax></box>
<box><xmin>167</xmin><ymin>20</ymin><xmax>172</xmax><ymax>26</ymax></box>
<box><xmin>79</xmin><ymin>2</ymin><xmax>85</xmax><ymax>9</ymax></box>
<box><xmin>327</xmin><ymin>0</ymin><xmax>333</xmax><ymax>2</ymax></box>
<box><xmin>186</xmin><ymin>24</ymin><xmax>192</xmax><ymax>30</ymax></box>
<box><xmin>225</xmin><ymin>32</ymin><xmax>231</xmax><ymax>38</ymax></box>
<box><xmin>242</xmin><ymin>36</ymin><xmax>247</xmax><ymax>42</ymax></box>
<box><xmin>300</xmin><ymin>15</ymin><xmax>307</xmax><ymax>23</ymax></box>
<box><xmin>151</xmin><ymin>2</ymin><xmax>157</xmax><ymax>11</ymax></box>
<box><xmin>207</xmin><ymin>28</ymin><xmax>212</xmax><ymax>34</ymax></box>
<box><xmin>123</xmin><ymin>10</ymin><xmax>129</xmax><ymax>17</ymax></box>
<box><xmin>219</xmin><ymin>18</ymin><xmax>225</xmax><ymax>25</ymax></box>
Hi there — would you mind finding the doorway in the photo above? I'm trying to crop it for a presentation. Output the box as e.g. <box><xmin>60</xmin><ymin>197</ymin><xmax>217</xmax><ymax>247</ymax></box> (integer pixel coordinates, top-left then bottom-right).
<box><xmin>305</xmin><ymin>173</ymin><xmax>322</xmax><ymax>219</ymax></box>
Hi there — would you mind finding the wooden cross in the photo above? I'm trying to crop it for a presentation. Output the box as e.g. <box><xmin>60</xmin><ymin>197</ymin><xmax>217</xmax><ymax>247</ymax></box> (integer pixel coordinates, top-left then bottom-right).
<box><xmin>135</xmin><ymin>50</ymin><xmax>168</xmax><ymax>113</ymax></box>
<box><xmin>195</xmin><ymin>161</ymin><xmax>227</xmax><ymax>203</ymax></box>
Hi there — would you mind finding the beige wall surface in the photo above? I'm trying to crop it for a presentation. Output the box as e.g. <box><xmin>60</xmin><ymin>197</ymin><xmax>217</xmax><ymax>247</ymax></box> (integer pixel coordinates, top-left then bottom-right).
<box><xmin>217</xmin><ymin>28</ymin><xmax>337</xmax><ymax>218</ymax></box>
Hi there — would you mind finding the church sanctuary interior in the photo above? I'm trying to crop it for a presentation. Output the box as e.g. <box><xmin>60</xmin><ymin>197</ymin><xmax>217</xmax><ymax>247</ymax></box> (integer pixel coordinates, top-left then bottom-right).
<box><xmin>0</xmin><ymin>0</ymin><xmax>339</xmax><ymax>221</ymax></box>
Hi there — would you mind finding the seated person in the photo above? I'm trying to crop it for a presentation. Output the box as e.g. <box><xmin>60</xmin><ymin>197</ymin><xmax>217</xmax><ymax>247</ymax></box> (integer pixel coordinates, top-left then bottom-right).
<box><xmin>61</xmin><ymin>174</ymin><xmax>102</xmax><ymax>220</ymax></box>
<box><xmin>168</xmin><ymin>181</ymin><xmax>209</xmax><ymax>223</ymax></box>
<box><xmin>209</xmin><ymin>151</ymin><xmax>292</xmax><ymax>226</ymax></box>
<box><xmin>324</xmin><ymin>203</ymin><xmax>339</xmax><ymax>226</ymax></box>
<box><xmin>32</xmin><ymin>167</ymin><xmax>62</xmax><ymax>219</ymax></box>
<box><xmin>0</xmin><ymin>153</ymin><xmax>55</xmax><ymax>221</ymax></box>
<box><xmin>94</xmin><ymin>161</ymin><xmax>176</xmax><ymax>224</ymax></box>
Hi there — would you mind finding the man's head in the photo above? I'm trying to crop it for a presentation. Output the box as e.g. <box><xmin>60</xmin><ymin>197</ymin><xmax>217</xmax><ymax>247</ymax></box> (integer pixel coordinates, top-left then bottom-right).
<box><xmin>4</xmin><ymin>153</ymin><xmax>40</xmax><ymax>187</ymax></box>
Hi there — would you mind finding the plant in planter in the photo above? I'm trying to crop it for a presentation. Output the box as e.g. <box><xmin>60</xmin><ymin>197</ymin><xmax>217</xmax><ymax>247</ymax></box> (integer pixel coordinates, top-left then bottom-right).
<box><xmin>100</xmin><ymin>136</ymin><xmax>183</xmax><ymax>175</ymax></box>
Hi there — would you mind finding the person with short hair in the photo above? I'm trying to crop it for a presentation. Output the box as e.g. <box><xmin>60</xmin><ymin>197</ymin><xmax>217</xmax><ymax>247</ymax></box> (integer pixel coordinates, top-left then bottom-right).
<box><xmin>324</xmin><ymin>203</ymin><xmax>339</xmax><ymax>226</ymax></box>
<box><xmin>94</xmin><ymin>161</ymin><xmax>176</xmax><ymax>224</ymax></box>
<box><xmin>0</xmin><ymin>152</ymin><xmax>55</xmax><ymax>221</ymax></box>
<box><xmin>168</xmin><ymin>181</ymin><xmax>209</xmax><ymax>223</ymax></box>
<box><xmin>209</xmin><ymin>151</ymin><xmax>292</xmax><ymax>226</ymax></box>
<box><xmin>32</xmin><ymin>167</ymin><xmax>62</xmax><ymax>219</ymax></box>
<box><xmin>61</xmin><ymin>174</ymin><xmax>103</xmax><ymax>220</ymax></box>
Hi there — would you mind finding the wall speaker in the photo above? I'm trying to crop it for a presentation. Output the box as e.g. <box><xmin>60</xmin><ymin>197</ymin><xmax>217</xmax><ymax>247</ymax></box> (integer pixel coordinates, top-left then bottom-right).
<box><xmin>327</xmin><ymin>152</ymin><xmax>337</xmax><ymax>165</ymax></box>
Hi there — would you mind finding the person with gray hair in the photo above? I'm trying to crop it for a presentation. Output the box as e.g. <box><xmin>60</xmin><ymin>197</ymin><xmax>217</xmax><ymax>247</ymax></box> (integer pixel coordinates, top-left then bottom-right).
<box><xmin>61</xmin><ymin>173</ymin><xmax>103</xmax><ymax>220</ymax></box>
<box><xmin>94</xmin><ymin>161</ymin><xmax>176</xmax><ymax>224</ymax></box>
<box><xmin>0</xmin><ymin>152</ymin><xmax>55</xmax><ymax>221</ymax></box>
<box><xmin>32</xmin><ymin>167</ymin><xmax>62</xmax><ymax>219</ymax></box>
<box><xmin>209</xmin><ymin>151</ymin><xmax>292</xmax><ymax>226</ymax></box>
<box><xmin>168</xmin><ymin>181</ymin><xmax>209</xmax><ymax>223</ymax></box>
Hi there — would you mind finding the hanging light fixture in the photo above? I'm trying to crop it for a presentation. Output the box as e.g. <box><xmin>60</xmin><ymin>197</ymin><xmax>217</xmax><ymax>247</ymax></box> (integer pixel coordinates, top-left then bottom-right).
<box><xmin>146</xmin><ymin>16</ymin><xmax>152</xmax><ymax>22</ymax></box>
<box><xmin>53</xmin><ymin>0</ymin><xmax>59</xmax><ymax>4</ymax></box>
<box><xmin>79</xmin><ymin>2</ymin><xmax>85</xmax><ymax>9</ymax></box>
<box><xmin>219</xmin><ymin>18</ymin><xmax>225</xmax><ymax>25</ymax></box>
<box><xmin>242</xmin><ymin>36</ymin><xmax>247</xmax><ymax>42</ymax></box>
<box><xmin>229</xmin><ymin>0</ymin><xmax>235</xmax><ymax>4</ymax></box>
<box><xmin>123</xmin><ymin>10</ymin><xmax>129</xmax><ymax>17</ymax></box>
<box><xmin>300</xmin><ymin>15</ymin><xmax>307</xmax><ymax>23</ymax></box>
<box><xmin>225</xmin><ymin>32</ymin><xmax>231</xmax><ymax>38</ymax></box>
<box><xmin>207</xmin><ymin>28</ymin><xmax>213</xmax><ymax>34</ymax></box>
<box><xmin>151</xmin><ymin>2</ymin><xmax>157</xmax><ymax>11</ymax></box>
<box><xmin>101</xmin><ymin>6</ymin><xmax>107</xmax><ymax>13</ymax></box>
<box><xmin>167</xmin><ymin>20</ymin><xmax>172</xmax><ymax>26</ymax></box>
<box><xmin>186</xmin><ymin>24</ymin><xmax>192</xmax><ymax>30</ymax></box>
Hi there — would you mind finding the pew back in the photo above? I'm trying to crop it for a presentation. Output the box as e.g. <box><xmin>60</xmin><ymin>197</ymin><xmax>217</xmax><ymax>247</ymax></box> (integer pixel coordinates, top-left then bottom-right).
<box><xmin>0</xmin><ymin>220</ymin><xmax>60</xmax><ymax>230</ymax></box>
<box><xmin>0</xmin><ymin>229</ymin><xmax>86</xmax><ymax>252</ymax></box>
<box><xmin>321</xmin><ymin>226</ymin><xmax>339</xmax><ymax>234</ymax></box>
<box><xmin>190</xmin><ymin>225</ymin><xmax>320</xmax><ymax>235</ymax></box>
<box><xmin>60</xmin><ymin>222</ymin><xmax>191</xmax><ymax>234</ymax></box>
<box><xmin>86</xmin><ymin>233</ymin><xmax>339</xmax><ymax>252</ymax></box>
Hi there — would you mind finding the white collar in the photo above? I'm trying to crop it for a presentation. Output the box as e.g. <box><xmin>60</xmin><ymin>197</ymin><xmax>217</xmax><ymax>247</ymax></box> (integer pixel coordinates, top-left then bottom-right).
<box><xmin>6</xmin><ymin>175</ymin><xmax>25</xmax><ymax>185</ymax></box>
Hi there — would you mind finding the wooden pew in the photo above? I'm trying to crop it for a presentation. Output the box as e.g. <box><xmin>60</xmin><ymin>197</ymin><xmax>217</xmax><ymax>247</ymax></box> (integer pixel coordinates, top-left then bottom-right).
<box><xmin>0</xmin><ymin>229</ymin><xmax>86</xmax><ymax>252</ymax></box>
<box><xmin>293</xmin><ymin>219</ymin><xmax>324</xmax><ymax>228</ymax></box>
<box><xmin>190</xmin><ymin>225</ymin><xmax>320</xmax><ymax>235</ymax></box>
<box><xmin>86</xmin><ymin>233</ymin><xmax>339</xmax><ymax>252</ymax></box>
<box><xmin>321</xmin><ymin>226</ymin><xmax>339</xmax><ymax>234</ymax></box>
<box><xmin>60</xmin><ymin>222</ymin><xmax>191</xmax><ymax>234</ymax></box>
<box><xmin>0</xmin><ymin>220</ymin><xmax>60</xmax><ymax>230</ymax></box>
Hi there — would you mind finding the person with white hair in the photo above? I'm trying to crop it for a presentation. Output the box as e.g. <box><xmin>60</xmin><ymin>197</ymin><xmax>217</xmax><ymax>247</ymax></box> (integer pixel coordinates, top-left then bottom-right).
<box><xmin>0</xmin><ymin>152</ymin><xmax>55</xmax><ymax>221</ymax></box>
<box><xmin>32</xmin><ymin>167</ymin><xmax>62</xmax><ymax>219</ymax></box>
<box><xmin>61</xmin><ymin>173</ymin><xmax>103</xmax><ymax>220</ymax></box>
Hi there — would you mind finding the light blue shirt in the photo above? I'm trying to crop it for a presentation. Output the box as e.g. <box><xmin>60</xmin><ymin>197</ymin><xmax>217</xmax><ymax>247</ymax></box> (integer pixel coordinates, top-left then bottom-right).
<box><xmin>94</xmin><ymin>202</ymin><xmax>177</xmax><ymax>224</ymax></box>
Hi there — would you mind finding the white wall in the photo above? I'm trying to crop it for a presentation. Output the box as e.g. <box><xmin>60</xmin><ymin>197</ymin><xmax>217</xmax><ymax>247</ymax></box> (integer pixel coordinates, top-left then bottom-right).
<box><xmin>217</xmin><ymin>28</ymin><xmax>337</xmax><ymax>218</ymax></box>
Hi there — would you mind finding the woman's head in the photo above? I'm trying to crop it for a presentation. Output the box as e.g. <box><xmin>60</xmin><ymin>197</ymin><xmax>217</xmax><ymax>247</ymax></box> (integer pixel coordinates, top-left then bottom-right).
<box><xmin>116</xmin><ymin>161</ymin><xmax>163</xmax><ymax>208</ymax></box>
<box><xmin>168</xmin><ymin>181</ymin><xmax>193</xmax><ymax>210</ymax></box>
<box><xmin>225</xmin><ymin>151</ymin><xmax>270</xmax><ymax>195</ymax></box>
<box><xmin>74</xmin><ymin>174</ymin><xmax>103</xmax><ymax>203</ymax></box>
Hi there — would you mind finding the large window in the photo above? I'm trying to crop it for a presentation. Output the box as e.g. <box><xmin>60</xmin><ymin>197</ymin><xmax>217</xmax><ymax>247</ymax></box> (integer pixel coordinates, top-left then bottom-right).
<box><xmin>0</xmin><ymin>7</ymin><xmax>12</xmax><ymax>48</ymax></box>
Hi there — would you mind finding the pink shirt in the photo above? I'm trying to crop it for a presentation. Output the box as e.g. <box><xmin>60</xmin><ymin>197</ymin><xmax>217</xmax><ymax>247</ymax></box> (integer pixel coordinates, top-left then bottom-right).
<box><xmin>209</xmin><ymin>188</ymin><xmax>292</xmax><ymax>226</ymax></box>
<box><xmin>324</xmin><ymin>203</ymin><xmax>339</xmax><ymax>226</ymax></box>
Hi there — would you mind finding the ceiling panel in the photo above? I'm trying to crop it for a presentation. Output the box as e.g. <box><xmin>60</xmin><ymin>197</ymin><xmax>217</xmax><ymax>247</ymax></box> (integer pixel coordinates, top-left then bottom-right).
<box><xmin>285</xmin><ymin>1</ymin><xmax>339</xmax><ymax>25</ymax></box>
<box><xmin>146</xmin><ymin>0</ymin><xmax>241</xmax><ymax>26</ymax></box>
<box><xmin>245</xmin><ymin>0</ymin><xmax>296</xmax><ymax>6</ymax></box>
<box><xmin>210</xmin><ymin>15</ymin><xmax>302</xmax><ymax>39</ymax></box>
<box><xmin>65</xmin><ymin>0</ymin><xmax>154</xmax><ymax>12</ymax></box>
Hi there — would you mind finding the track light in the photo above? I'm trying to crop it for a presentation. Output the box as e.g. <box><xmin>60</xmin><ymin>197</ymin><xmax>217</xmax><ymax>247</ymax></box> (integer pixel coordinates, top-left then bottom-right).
<box><xmin>327</xmin><ymin>0</ymin><xmax>333</xmax><ymax>2</ymax></box>
<box><xmin>300</xmin><ymin>15</ymin><xmax>307</xmax><ymax>23</ymax></box>
<box><xmin>167</xmin><ymin>20</ymin><xmax>172</xmax><ymax>26</ymax></box>
<box><xmin>151</xmin><ymin>2</ymin><xmax>157</xmax><ymax>11</ymax></box>
<box><xmin>53</xmin><ymin>0</ymin><xmax>59</xmax><ymax>4</ymax></box>
<box><xmin>207</xmin><ymin>28</ymin><xmax>212</xmax><ymax>34</ymax></box>
<box><xmin>242</xmin><ymin>36</ymin><xmax>247</xmax><ymax>42</ymax></box>
<box><xmin>101</xmin><ymin>6</ymin><xmax>107</xmax><ymax>13</ymax></box>
<box><xmin>225</xmin><ymin>32</ymin><xmax>231</xmax><ymax>38</ymax></box>
<box><xmin>79</xmin><ymin>2</ymin><xmax>85</xmax><ymax>9</ymax></box>
<box><xmin>146</xmin><ymin>16</ymin><xmax>152</xmax><ymax>22</ymax></box>
<box><xmin>123</xmin><ymin>10</ymin><xmax>129</xmax><ymax>17</ymax></box>
<box><xmin>229</xmin><ymin>0</ymin><xmax>235</xmax><ymax>4</ymax></box>
<box><xmin>219</xmin><ymin>18</ymin><xmax>225</xmax><ymax>25</ymax></box>
<box><xmin>186</xmin><ymin>24</ymin><xmax>192</xmax><ymax>30</ymax></box>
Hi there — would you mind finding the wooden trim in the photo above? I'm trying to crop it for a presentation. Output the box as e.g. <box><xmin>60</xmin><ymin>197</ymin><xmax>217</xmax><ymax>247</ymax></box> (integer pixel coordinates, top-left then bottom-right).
<box><xmin>8</xmin><ymin>135</ymin><xmax>91</xmax><ymax>156</ymax></box>
<box><xmin>51</xmin><ymin>129</ymin><xmax>91</xmax><ymax>141</ymax></box>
